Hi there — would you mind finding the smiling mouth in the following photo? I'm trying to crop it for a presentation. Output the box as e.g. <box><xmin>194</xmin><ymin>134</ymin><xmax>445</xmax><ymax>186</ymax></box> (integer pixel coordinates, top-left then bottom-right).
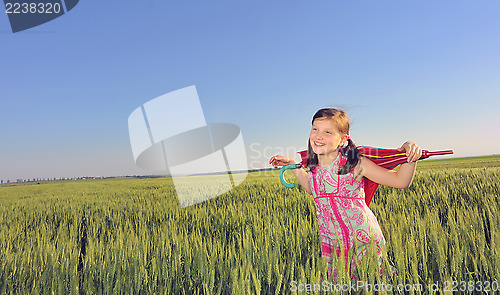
<box><xmin>313</xmin><ymin>141</ymin><xmax>325</xmax><ymax>147</ymax></box>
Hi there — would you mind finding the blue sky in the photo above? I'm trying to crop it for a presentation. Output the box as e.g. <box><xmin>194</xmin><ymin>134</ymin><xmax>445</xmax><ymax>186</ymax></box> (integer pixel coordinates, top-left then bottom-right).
<box><xmin>1</xmin><ymin>0</ymin><xmax>499</xmax><ymax>182</ymax></box>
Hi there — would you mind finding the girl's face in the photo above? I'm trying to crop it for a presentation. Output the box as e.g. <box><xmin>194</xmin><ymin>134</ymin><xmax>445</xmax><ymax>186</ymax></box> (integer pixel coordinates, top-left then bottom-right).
<box><xmin>309</xmin><ymin>117</ymin><xmax>346</xmax><ymax>157</ymax></box>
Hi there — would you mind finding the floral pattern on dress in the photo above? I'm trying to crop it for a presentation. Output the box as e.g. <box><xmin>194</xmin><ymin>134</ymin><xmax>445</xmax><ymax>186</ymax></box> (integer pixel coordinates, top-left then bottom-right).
<box><xmin>309</xmin><ymin>153</ymin><xmax>386</xmax><ymax>274</ymax></box>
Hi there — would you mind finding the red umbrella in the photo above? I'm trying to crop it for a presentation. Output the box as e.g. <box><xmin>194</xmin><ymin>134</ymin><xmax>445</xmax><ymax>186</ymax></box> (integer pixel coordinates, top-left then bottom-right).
<box><xmin>292</xmin><ymin>146</ymin><xmax>453</xmax><ymax>206</ymax></box>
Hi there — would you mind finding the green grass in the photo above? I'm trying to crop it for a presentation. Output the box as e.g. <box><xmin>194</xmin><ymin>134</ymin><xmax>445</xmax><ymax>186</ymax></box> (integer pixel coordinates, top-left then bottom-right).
<box><xmin>417</xmin><ymin>155</ymin><xmax>500</xmax><ymax>169</ymax></box>
<box><xmin>0</xmin><ymin>156</ymin><xmax>499</xmax><ymax>294</ymax></box>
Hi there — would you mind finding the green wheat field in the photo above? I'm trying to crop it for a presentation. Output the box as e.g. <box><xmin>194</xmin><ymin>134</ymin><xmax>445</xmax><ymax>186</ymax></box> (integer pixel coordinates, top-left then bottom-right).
<box><xmin>1</xmin><ymin>155</ymin><xmax>499</xmax><ymax>294</ymax></box>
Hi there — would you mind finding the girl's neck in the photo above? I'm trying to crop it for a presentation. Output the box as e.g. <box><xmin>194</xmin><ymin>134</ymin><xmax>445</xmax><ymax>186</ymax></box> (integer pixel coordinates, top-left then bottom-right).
<box><xmin>317</xmin><ymin>150</ymin><xmax>339</xmax><ymax>168</ymax></box>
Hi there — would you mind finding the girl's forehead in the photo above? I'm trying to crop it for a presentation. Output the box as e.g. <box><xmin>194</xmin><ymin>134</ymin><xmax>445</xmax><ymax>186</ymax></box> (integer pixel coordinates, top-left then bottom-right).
<box><xmin>313</xmin><ymin>117</ymin><xmax>337</xmax><ymax>128</ymax></box>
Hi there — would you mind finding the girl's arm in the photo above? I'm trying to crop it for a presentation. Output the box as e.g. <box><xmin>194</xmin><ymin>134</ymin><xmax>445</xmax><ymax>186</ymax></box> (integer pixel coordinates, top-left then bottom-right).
<box><xmin>269</xmin><ymin>155</ymin><xmax>312</xmax><ymax>194</ymax></box>
<box><xmin>361</xmin><ymin>141</ymin><xmax>422</xmax><ymax>189</ymax></box>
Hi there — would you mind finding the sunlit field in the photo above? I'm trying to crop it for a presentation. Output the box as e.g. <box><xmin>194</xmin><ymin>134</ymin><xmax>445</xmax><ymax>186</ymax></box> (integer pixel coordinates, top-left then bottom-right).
<box><xmin>1</xmin><ymin>156</ymin><xmax>499</xmax><ymax>294</ymax></box>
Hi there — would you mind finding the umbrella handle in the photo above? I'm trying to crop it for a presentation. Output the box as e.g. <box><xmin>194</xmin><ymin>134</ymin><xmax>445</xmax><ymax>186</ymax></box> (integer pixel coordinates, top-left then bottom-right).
<box><xmin>279</xmin><ymin>164</ymin><xmax>302</xmax><ymax>188</ymax></box>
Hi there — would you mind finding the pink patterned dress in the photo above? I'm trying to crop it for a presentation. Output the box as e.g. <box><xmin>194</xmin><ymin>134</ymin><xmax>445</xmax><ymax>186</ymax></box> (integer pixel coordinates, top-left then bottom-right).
<box><xmin>309</xmin><ymin>153</ymin><xmax>386</xmax><ymax>271</ymax></box>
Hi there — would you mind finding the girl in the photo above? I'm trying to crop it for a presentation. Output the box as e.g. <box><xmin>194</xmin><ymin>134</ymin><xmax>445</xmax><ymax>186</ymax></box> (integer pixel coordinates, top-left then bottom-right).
<box><xmin>269</xmin><ymin>108</ymin><xmax>422</xmax><ymax>276</ymax></box>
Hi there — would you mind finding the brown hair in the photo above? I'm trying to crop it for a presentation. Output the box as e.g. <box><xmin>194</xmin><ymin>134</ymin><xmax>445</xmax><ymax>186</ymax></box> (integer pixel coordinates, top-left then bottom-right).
<box><xmin>307</xmin><ymin>108</ymin><xmax>362</xmax><ymax>174</ymax></box>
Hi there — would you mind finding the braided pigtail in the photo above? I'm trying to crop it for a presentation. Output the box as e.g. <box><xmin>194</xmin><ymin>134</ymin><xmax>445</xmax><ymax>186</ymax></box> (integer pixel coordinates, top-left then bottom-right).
<box><xmin>339</xmin><ymin>138</ymin><xmax>362</xmax><ymax>175</ymax></box>
<box><xmin>306</xmin><ymin>139</ymin><xmax>319</xmax><ymax>173</ymax></box>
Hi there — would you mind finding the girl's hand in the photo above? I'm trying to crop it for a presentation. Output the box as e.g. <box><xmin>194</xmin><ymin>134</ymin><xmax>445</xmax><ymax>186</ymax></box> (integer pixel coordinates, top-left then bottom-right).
<box><xmin>397</xmin><ymin>141</ymin><xmax>422</xmax><ymax>163</ymax></box>
<box><xmin>269</xmin><ymin>155</ymin><xmax>297</xmax><ymax>168</ymax></box>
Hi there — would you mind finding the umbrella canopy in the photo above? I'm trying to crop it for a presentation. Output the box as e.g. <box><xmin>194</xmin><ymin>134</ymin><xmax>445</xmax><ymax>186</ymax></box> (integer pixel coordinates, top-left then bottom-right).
<box><xmin>292</xmin><ymin>146</ymin><xmax>453</xmax><ymax>206</ymax></box>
